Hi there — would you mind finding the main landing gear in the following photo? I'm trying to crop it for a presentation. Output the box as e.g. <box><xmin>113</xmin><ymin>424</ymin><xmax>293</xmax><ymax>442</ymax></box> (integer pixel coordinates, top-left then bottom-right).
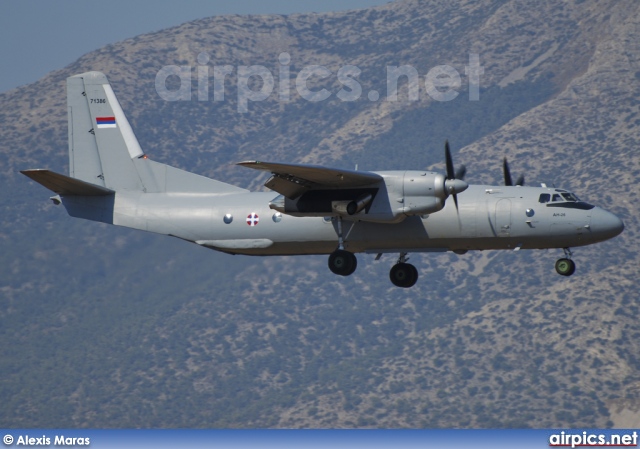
<box><xmin>555</xmin><ymin>248</ymin><xmax>576</xmax><ymax>277</ymax></box>
<box><xmin>328</xmin><ymin>216</ymin><xmax>358</xmax><ymax>276</ymax></box>
<box><xmin>327</xmin><ymin>217</ymin><xmax>419</xmax><ymax>287</ymax></box>
<box><xmin>328</xmin><ymin>249</ymin><xmax>358</xmax><ymax>276</ymax></box>
<box><xmin>389</xmin><ymin>253</ymin><xmax>418</xmax><ymax>288</ymax></box>
<box><xmin>327</xmin><ymin>249</ymin><xmax>419</xmax><ymax>288</ymax></box>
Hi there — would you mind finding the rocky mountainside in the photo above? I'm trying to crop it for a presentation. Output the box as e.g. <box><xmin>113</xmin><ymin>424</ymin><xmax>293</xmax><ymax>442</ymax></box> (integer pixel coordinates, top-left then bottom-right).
<box><xmin>1</xmin><ymin>0</ymin><xmax>639</xmax><ymax>428</ymax></box>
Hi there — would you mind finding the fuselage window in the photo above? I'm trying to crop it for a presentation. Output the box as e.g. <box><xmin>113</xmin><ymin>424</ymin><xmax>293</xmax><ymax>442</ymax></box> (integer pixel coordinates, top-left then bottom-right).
<box><xmin>539</xmin><ymin>194</ymin><xmax>550</xmax><ymax>203</ymax></box>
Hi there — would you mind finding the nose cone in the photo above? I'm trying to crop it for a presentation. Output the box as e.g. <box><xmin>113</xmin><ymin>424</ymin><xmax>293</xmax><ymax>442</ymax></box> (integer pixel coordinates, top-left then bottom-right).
<box><xmin>590</xmin><ymin>208</ymin><xmax>624</xmax><ymax>241</ymax></box>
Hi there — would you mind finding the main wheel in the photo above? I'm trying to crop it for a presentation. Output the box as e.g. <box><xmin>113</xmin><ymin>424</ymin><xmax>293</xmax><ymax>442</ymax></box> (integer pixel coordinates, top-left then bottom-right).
<box><xmin>328</xmin><ymin>250</ymin><xmax>357</xmax><ymax>276</ymax></box>
<box><xmin>390</xmin><ymin>263</ymin><xmax>419</xmax><ymax>288</ymax></box>
<box><xmin>555</xmin><ymin>258</ymin><xmax>576</xmax><ymax>276</ymax></box>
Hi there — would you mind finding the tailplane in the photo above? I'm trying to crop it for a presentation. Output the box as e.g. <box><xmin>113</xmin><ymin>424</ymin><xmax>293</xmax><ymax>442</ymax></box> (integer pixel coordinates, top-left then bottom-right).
<box><xmin>20</xmin><ymin>169</ymin><xmax>114</xmax><ymax>196</ymax></box>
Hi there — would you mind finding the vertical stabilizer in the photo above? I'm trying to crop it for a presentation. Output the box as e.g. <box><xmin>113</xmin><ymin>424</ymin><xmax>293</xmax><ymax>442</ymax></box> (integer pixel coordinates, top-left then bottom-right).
<box><xmin>67</xmin><ymin>71</ymin><xmax>145</xmax><ymax>191</ymax></box>
<box><xmin>66</xmin><ymin>71</ymin><xmax>248</xmax><ymax>196</ymax></box>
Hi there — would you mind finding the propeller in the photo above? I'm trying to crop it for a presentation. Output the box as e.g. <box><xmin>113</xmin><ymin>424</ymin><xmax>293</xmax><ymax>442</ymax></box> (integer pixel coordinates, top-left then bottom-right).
<box><xmin>503</xmin><ymin>157</ymin><xmax>524</xmax><ymax>186</ymax></box>
<box><xmin>444</xmin><ymin>141</ymin><xmax>469</xmax><ymax>211</ymax></box>
<box><xmin>455</xmin><ymin>164</ymin><xmax>467</xmax><ymax>181</ymax></box>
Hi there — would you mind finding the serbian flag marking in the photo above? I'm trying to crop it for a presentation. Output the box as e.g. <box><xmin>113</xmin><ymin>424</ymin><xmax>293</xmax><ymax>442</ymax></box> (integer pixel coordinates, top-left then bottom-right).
<box><xmin>96</xmin><ymin>116</ymin><xmax>117</xmax><ymax>129</ymax></box>
<box><xmin>246</xmin><ymin>213</ymin><xmax>259</xmax><ymax>226</ymax></box>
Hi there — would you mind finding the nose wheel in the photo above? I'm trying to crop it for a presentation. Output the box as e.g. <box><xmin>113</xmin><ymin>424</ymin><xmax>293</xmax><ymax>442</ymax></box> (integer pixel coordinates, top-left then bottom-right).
<box><xmin>389</xmin><ymin>253</ymin><xmax>419</xmax><ymax>288</ymax></box>
<box><xmin>555</xmin><ymin>248</ymin><xmax>576</xmax><ymax>276</ymax></box>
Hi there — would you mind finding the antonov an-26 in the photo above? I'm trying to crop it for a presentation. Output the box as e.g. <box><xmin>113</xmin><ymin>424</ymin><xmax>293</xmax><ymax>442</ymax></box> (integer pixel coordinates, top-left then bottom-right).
<box><xmin>22</xmin><ymin>72</ymin><xmax>624</xmax><ymax>287</ymax></box>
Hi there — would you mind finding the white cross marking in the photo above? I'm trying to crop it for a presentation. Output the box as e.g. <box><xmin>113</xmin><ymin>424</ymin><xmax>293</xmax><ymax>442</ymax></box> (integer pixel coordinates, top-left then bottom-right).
<box><xmin>246</xmin><ymin>213</ymin><xmax>259</xmax><ymax>226</ymax></box>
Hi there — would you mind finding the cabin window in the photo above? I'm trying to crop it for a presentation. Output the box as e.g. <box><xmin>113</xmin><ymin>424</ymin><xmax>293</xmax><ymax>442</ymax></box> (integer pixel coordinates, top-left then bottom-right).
<box><xmin>538</xmin><ymin>194</ymin><xmax>550</xmax><ymax>203</ymax></box>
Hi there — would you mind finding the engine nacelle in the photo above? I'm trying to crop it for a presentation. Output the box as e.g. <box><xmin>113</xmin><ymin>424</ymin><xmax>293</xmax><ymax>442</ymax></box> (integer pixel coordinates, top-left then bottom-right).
<box><xmin>268</xmin><ymin>170</ymin><xmax>467</xmax><ymax>224</ymax></box>
<box><xmin>400</xmin><ymin>171</ymin><xmax>446</xmax><ymax>216</ymax></box>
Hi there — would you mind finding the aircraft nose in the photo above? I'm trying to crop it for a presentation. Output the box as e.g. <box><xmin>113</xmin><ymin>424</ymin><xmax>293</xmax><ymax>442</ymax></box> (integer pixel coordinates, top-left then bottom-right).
<box><xmin>590</xmin><ymin>208</ymin><xmax>624</xmax><ymax>240</ymax></box>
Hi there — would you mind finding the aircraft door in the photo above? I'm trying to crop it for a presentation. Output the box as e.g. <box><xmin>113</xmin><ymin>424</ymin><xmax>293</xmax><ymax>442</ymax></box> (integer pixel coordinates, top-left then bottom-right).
<box><xmin>495</xmin><ymin>199</ymin><xmax>511</xmax><ymax>237</ymax></box>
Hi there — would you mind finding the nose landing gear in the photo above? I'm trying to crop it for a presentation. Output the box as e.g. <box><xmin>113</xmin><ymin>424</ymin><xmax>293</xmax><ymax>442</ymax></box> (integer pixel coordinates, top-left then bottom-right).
<box><xmin>555</xmin><ymin>248</ymin><xmax>576</xmax><ymax>277</ymax></box>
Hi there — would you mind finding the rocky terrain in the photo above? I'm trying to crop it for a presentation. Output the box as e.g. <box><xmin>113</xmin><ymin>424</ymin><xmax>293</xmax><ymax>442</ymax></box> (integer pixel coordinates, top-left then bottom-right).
<box><xmin>1</xmin><ymin>0</ymin><xmax>638</xmax><ymax>428</ymax></box>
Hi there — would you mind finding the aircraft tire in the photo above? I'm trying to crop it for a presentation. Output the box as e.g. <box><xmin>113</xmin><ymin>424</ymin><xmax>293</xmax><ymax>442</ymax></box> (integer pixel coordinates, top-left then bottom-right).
<box><xmin>328</xmin><ymin>250</ymin><xmax>357</xmax><ymax>276</ymax></box>
<box><xmin>390</xmin><ymin>263</ymin><xmax>418</xmax><ymax>288</ymax></box>
<box><xmin>555</xmin><ymin>258</ymin><xmax>576</xmax><ymax>276</ymax></box>
<box><xmin>408</xmin><ymin>263</ymin><xmax>419</xmax><ymax>285</ymax></box>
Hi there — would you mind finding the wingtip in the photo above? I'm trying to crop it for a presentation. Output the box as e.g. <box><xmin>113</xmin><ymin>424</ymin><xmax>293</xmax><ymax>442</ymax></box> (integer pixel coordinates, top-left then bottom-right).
<box><xmin>20</xmin><ymin>168</ymin><xmax>49</xmax><ymax>176</ymax></box>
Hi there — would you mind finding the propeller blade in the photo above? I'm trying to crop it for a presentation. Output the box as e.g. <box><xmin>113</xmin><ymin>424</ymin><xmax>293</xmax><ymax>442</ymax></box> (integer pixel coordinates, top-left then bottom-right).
<box><xmin>503</xmin><ymin>157</ymin><xmax>524</xmax><ymax>186</ymax></box>
<box><xmin>503</xmin><ymin>157</ymin><xmax>513</xmax><ymax>186</ymax></box>
<box><xmin>445</xmin><ymin>140</ymin><xmax>455</xmax><ymax>180</ymax></box>
<box><xmin>453</xmin><ymin>193</ymin><xmax>462</xmax><ymax>229</ymax></box>
<box><xmin>442</xmin><ymin>141</ymin><xmax>468</xmax><ymax>224</ymax></box>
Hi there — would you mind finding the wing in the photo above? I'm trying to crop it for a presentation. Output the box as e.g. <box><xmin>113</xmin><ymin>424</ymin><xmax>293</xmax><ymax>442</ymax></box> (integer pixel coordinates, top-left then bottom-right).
<box><xmin>237</xmin><ymin>161</ymin><xmax>383</xmax><ymax>199</ymax></box>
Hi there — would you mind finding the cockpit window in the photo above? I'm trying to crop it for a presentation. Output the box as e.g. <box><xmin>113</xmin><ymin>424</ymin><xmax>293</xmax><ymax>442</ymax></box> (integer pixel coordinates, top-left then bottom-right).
<box><xmin>542</xmin><ymin>191</ymin><xmax>584</xmax><ymax>205</ymax></box>
<box><xmin>561</xmin><ymin>193</ymin><xmax>580</xmax><ymax>202</ymax></box>
<box><xmin>545</xmin><ymin>190</ymin><xmax>594</xmax><ymax>210</ymax></box>
<box><xmin>539</xmin><ymin>194</ymin><xmax>550</xmax><ymax>203</ymax></box>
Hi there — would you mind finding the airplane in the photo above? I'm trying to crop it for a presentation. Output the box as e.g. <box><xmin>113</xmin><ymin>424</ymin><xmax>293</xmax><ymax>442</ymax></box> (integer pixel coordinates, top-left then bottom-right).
<box><xmin>21</xmin><ymin>71</ymin><xmax>624</xmax><ymax>288</ymax></box>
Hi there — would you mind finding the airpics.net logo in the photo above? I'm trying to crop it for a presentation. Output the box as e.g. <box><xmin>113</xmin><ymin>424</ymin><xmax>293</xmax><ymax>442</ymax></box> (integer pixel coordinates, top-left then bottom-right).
<box><xmin>155</xmin><ymin>52</ymin><xmax>483</xmax><ymax>113</ymax></box>
<box><xmin>549</xmin><ymin>431</ymin><xmax>638</xmax><ymax>448</ymax></box>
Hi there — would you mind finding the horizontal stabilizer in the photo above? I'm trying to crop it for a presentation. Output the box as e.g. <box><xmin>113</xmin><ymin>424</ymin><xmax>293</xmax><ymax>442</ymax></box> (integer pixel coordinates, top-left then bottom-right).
<box><xmin>21</xmin><ymin>169</ymin><xmax>114</xmax><ymax>196</ymax></box>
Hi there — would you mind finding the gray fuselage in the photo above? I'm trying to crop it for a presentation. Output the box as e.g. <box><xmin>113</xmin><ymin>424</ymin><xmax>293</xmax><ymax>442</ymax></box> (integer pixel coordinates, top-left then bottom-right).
<box><xmin>65</xmin><ymin>184</ymin><xmax>622</xmax><ymax>257</ymax></box>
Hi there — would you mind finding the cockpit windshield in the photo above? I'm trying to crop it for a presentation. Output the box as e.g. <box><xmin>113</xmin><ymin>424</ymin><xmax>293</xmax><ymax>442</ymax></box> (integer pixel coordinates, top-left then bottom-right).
<box><xmin>538</xmin><ymin>189</ymin><xmax>594</xmax><ymax>210</ymax></box>
<box><xmin>561</xmin><ymin>193</ymin><xmax>580</xmax><ymax>202</ymax></box>
<box><xmin>539</xmin><ymin>191</ymin><xmax>581</xmax><ymax>203</ymax></box>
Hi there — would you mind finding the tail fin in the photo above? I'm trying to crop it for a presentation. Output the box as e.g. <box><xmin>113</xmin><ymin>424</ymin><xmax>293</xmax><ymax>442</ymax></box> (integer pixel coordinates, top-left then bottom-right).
<box><xmin>67</xmin><ymin>71</ymin><xmax>145</xmax><ymax>191</ymax></box>
<box><xmin>66</xmin><ymin>71</ymin><xmax>246</xmax><ymax>195</ymax></box>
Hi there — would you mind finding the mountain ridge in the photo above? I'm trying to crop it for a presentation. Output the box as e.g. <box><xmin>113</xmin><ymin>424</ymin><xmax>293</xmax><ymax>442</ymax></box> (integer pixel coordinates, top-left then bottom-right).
<box><xmin>1</xmin><ymin>0</ymin><xmax>638</xmax><ymax>428</ymax></box>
